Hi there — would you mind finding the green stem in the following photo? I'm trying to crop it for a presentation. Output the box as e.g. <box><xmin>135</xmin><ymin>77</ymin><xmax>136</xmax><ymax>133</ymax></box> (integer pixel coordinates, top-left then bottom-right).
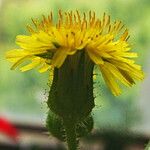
<box><xmin>64</xmin><ymin>121</ymin><xmax>78</xmax><ymax>150</ymax></box>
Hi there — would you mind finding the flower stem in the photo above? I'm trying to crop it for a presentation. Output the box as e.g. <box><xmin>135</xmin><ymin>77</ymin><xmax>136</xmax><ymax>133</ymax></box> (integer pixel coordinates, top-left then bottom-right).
<box><xmin>63</xmin><ymin>121</ymin><xmax>78</xmax><ymax>150</ymax></box>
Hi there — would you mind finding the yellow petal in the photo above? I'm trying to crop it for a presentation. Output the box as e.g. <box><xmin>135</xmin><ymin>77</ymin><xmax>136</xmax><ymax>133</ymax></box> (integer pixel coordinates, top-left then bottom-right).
<box><xmin>119</xmin><ymin>69</ymin><xmax>135</xmax><ymax>85</ymax></box>
<box><xmin>20</xmin><ymin>58</ymin><xmax>41</xmax><ymax>72</ymax></box>
<box><xmin>11</xmin><ymin>55</ymin><xmax>30</xmax><ymax>70</ymax></box>
<box><xmin>122</xmin><ymin>52</ymin><xmax>138</xmax><ymax>58</ymax></box>
<box><xmin>110</xmin><ymin>59</ymin><xmax>144</xmax><ymax>80</ymax></box>
<box><xmin>51</xmin><ymin>48</ymin><xmax>68</xmax><ymax>68</ymax></box>
<box><xmin>52</xmin><ymin>27</ymin><xmax>65</xmax><ymax>46</ymax></box>
<box><xmin>104</xmin><ymin>62</ymin><xmax>132</xmax><ymax>87</ymax></box>
<box><xmin>6</xmin><ymin>49</ymin><xmax>29</xmax><ymax>59</ymax></box>
<box><xmin>16</xmin><ymin>32</ymin><xmax>55</xmax><ymax>51</ymax></box>
<box><xmin>38</xmin><ymin>63</ymin><xmax>50</xmax><ymax>73</ymax></box>
<box><xmin>86</xmin><ymin>48</ymin><xmax>104</xmax><ymax>65</ymax></box>
<box><xmin>100</xmin><ymin>64</ymin><xmax>121</xmax><ymax>96</ymax></box>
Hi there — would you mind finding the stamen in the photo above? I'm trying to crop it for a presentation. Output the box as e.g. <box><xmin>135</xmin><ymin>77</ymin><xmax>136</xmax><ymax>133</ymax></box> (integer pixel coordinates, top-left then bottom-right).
<box><xmin>83</xmin><ymin>12</ymin><xmax>86</xmax><ymax>21</ymax></box>
<box><xmin>26</xmin><ymin>25</ymin><xmax>34</xmax><ymax>33</ymax></box>
<box><xmin>48</xmin><ymin>13</ymin><xmax>53</xmax><ymax>25</ymax></box>
<box><xmin>59</xmin><ymin>9</ymin><xmax>63</xmax><ymax>20</ymax></box>
<box><xmin>89</xmin><ymin>10</ymin><xmax>92</xmax><ymax>22</ymax></box>
<box><xmin>81</xmin><ymin>20</ymin><xmax>87</xmax><ymax>30</ymax></box>
<box><xmin>105</xmin><ymin>15</ymin><xmax>110</xmax><ymax>27</ymax></box>
<box><xmin>74</xmin><ymin>14</ymin><xmax>77</xmax><ymax>24</ymax></box>
<box><xmin>69</xmin><ymin>12</ymin><xmax>73</xmax><ymax>26</ymax></box>
<box><xmin>42</xmin><ymin>15</ymin><xmax>48</xmax><ymax>24</ymax></box>
<box><xmin>58</xmin><ymin>9</ymin><xmax>63</xmax><ymax>26</ymax></box>
<box><xmin>90</xmin><ymin>11</ymin><xmax>95</xmax><ymax>27</ymax></box>
<box><xmin>95</xmin><ymin>19</ymin><xmax>100</xmax><ymax>28</ymax></box>
<box><xmin>76</xmin><ymin>10</ymin><xmax>81</xmax><ymax>25</ymax></box>
<box><xmin>50</xmin><ymin>11</ymin><xmax>53</xmax><ymax>22</ymax></box>
<box><xmin>126</xmin><ymin>35</ymin><xmax>130</xmax><ymax>41</ymax></box>
<box><xmin>102</xmin><ymin>12</ymin><xmax>106</xmax><ymax>26</ymax></box>
<box><xmin>31</xmin><ymin>18</ymin><xmax>38</xmax><ymax>28</ymax></box>
<box><xmin>121</xmin><ymin>29</ymin><xmax>128</xmax><ymax>41</ymax></box>
<box><xmin>108</xmin><ymin>24</ymin><xmax>111</xmax><ymax>32</ymax></box>
<box><xmin>65</xmin><ymin>12</ymin><xmax>69</xmax><ymax>26</ymax></box>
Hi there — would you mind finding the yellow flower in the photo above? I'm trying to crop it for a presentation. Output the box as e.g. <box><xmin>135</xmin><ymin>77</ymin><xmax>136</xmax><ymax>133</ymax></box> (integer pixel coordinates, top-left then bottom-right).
<box><xmin>6</xmin><ymin>10</ymin><xmax>144</xmax><ymax>96</ymax></box>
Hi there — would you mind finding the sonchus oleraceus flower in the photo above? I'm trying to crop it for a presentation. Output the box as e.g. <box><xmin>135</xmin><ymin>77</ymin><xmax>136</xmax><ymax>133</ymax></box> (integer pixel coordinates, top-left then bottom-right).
<box><xmin>6</xmin><ymin>10</ymin><xmax>144</xmax><ymax>96</ymax></box>
<box><xmin>6</xmin><ymin>10</ymin><xmax>144</xmax><ymax>150</ymax></box>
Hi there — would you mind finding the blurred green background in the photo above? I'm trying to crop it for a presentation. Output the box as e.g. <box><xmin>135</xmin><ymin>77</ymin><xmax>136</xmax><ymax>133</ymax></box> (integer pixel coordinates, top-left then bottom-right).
<box><xmin>0</xmin><ymin>0</ymin><xmax>150</xmax><ymax>132</ymax></box>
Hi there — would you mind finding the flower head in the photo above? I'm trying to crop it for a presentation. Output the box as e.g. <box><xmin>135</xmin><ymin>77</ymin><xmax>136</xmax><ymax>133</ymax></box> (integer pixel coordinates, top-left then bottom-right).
<box><xmin>6</xmin><ymin>10</ymin><xmax>144</xmax><ymax>96</ymax></box>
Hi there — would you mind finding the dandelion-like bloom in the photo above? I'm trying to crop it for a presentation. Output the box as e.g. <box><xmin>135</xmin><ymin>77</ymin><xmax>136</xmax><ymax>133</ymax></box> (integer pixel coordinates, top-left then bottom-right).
<box><xmin>6</xmin><ymin>10</ymin><xmax>144</xmax><ymax>150</ymax></box>
<box><xmin>6</xmin><ymin>10</ymin><xmax>143</xmax><ymax>96</ymax></box>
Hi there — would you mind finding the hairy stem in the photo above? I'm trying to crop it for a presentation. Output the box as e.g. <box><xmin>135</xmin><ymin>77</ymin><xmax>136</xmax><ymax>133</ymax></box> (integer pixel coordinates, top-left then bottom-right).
<box><xmin>64</xmin><ymin>121</ymin><xmax>78</xmax><ymax>150</ymax></box>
